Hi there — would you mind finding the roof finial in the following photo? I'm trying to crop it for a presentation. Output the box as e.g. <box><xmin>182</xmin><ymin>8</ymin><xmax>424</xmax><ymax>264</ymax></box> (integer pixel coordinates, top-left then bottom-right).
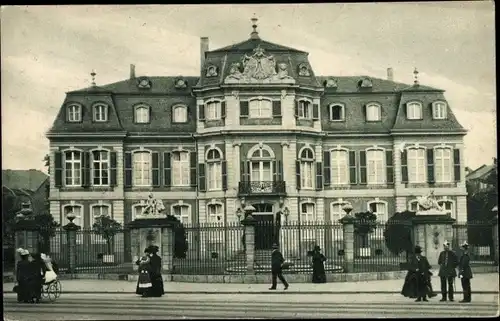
<box><xmin>413</xmin><ymin>67</ymin><xmax>419</xmax><ymax>86</ymax></box>
<box><xmin>250</xmin><ymin>14</ymin><xmax>260</xmax><ymax>40</ymax></box>
<box><xmin>91</xmin><ymin>70</ymin><xmax>97</xmax><ymax>86</ymax></box>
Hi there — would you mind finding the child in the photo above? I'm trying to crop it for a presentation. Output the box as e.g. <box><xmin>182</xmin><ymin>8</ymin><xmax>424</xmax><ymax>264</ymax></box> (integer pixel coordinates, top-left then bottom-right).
<box><xmin>135</xmin><ymin>255</ymin><xmax>152</xmax><ymax>297</ymax></box>
<box><xmin>40</xmin><ymin>253</ymin><xmax>58</xmax><ymax>283</ymax></box>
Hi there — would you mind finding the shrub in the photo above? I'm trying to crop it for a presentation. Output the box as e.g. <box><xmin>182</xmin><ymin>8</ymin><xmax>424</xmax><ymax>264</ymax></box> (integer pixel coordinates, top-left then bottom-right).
<box><xmin>383</xmin><ymin>210</ymin><xmax>416</xmax><ymax>260</ymax></box>
<box><xmin>353</xmin><ymin>211</ymin><xmax>378</xmax><ymax>247</ymax></box>
<box><xmin>92</xmin><ymin>215</ymin><xmax>122</xmax><ymax>255</ymax></box>
<box><xmin>165</xmin><ymin>215</ymin><xmax>188</xmax><ymax>259</ymax></box>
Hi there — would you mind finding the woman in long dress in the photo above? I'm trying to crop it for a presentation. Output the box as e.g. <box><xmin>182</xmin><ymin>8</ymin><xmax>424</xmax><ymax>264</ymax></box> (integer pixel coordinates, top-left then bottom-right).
<box><xmin>148</xmin><ymin>245</ymin><xmax>165</xmax><ymax>297</ymax></box>
<box><xmin>15</xmin><ymin>248</ymin><xmax>37</xmax><ymax>303</ymax></box>
<box><xmin>136</xmin><ymin>252</ymin><xmax>153</xmax><ymax>297</ymax></box>
<box><xmin>311</xmin><ymin>246</ymin><xmax>327</xmax><ymax>283</ymax></box>
<box><xmin>30</xmin><ymin>253</ymin><xmax>47</xmax><ymax>303</ymax></box>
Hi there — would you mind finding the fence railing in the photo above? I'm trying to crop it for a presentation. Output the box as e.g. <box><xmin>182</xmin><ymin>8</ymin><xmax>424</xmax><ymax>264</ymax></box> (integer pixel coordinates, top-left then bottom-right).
<box><xmin>452</xmin><ymin>222</ymin><xmax>495</xmax><ymax>264</ymax></box>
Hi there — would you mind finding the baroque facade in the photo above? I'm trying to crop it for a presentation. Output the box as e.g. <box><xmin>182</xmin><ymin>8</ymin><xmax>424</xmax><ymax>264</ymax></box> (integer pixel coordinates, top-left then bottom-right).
<box><xmin>46</xmin><ymin>24</ymin><xmax>467</xmax><ymax>252</ymax></box>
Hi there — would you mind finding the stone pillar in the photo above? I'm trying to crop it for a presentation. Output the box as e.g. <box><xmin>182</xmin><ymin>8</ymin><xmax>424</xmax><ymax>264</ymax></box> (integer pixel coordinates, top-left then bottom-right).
<box><xmin>161</xmin><ymin>226</ymin><xmax>174</xmax><ymax>273</ymax></box>
<box><xmin>241</xmin><ymin>214</ymin><xmax>257</xmax><ymax>275</ymax></box>
<box><xmin>63</xmin><ymin>215</ymin><xmax>81</xmax><ymax>274</ymax></box>
<box><xmin>492</xmin><ymin>216</ymin><xmax>499</xmax><ymax>265</ymax></box>
<box><xmin>339</xmin><ymin>216</ymin><xmax>356</xmax><ymax>273</ymax></box>
<box><xmin>14</xmin><ymin>212</ymin><xmax>40</xmax><ymax>269</ymax></box>
<box><xmin>129</xmin><ymin>228</ymin><xmax>140</xmax><ymax>272</ymax></box>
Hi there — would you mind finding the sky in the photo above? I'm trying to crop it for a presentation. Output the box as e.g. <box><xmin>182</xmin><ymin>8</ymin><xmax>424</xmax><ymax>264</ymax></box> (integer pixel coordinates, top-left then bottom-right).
<box><xmin>1</xmin><ymin>3</ymin><xmax>496</xmax><ymax>173</ymax></box>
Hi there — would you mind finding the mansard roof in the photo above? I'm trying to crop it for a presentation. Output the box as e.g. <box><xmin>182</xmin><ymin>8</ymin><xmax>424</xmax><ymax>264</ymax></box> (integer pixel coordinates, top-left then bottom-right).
<box><xmin>210</xmin><ymin>38</ymin><xmax>307</xmax><ymax>53</ymax></box>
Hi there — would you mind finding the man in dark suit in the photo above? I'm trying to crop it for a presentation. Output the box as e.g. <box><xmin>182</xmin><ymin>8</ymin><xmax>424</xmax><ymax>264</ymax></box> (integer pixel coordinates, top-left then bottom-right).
<box><xmin>410</xmin><ymin>245</ymin><xmax>432</xmax><ymax>302</ymax></box>
<box><xmin>458</xmin><ymin>241</ymin><xmax>473</xmax><ymax>303</ymax></box>
<box><xmin>438</xmin><ymin>241</ymin><xmax>459</xmax><ymax>302</ymax></box>
<box><xmin>269</xmin><ymin>243</ymin><xmax>289</xmax><ymax>290</ymax></box>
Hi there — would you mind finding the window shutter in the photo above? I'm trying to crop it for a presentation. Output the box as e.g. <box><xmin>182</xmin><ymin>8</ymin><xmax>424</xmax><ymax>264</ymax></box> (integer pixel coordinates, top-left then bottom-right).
<box><xmin>272</xmin><ymin>100</ymin><xmax>281</xmax><ymax>117</ymax></box>
<box><xmin>152</xmin><ymin>152</ymin><xmax>161</xmax><ymax>187</ymax></box>
<box><xmin>221</xmin><ymin>101</ymin><xmax>226</xmax><ymax>118</ymax></box>
<box><xmin>294</xmin><ymin>101</ymin><xmax>299</xmax><ymax>118</ymax></box>
<box><xmin>312</xmin><ymin>104</ymin><xmax>319</xmax><ymax>120</ymax></box>
<box><xmin>316</xmin><ymin>162</ymin><xmax>323</xmax><ymax>190</ymax></box>
<box><xmin>240</xmin><ymin>101</ymin><xmax>249</xmax><ymax>117</ymax></box>
<box><xmin>163</xmin><ymin>152</ymin><xmax>171</xmax><ymax>187</ymax></box>
<box><xmin>323</xmin><ymin>151</ymin><xmax>331</xmax><ymax>186</ymax></box>
<box><xmin>124</xmin><ymin>152</ymin><xmax>132</xmax><ymax>187</ymax></box>
<box><xmin>221</xmin><ymin>160</ymin><xmax>228</xmax><ymax>191</ymax></box>
<box><xmin>110</xmin><ymin>151</ymin><xmax>117</xmax><ymax>187</ymax></box>
<box><xmin>54</xmin><ymin>151</ymin><xmax>63</xmax><ymax>187</ymax></box>
<box><xmin>272</xmin><ymin>160</ymin><xmax>279</xmax><ymax>182</ymax></box>
<box><xmin>82</xmin><ymin>151</ymin><xmax>91</xmax><ymax>187</ymax></box>
<box><xmin>190</xmin><ymin>152</ymin><xmax>197</xmax><ymax>187</ymax></box>
<box><xmin>198</xmin><ymin>104</ymin><xmax>205</xmax><ymax>121</ymax></box>
<box><xmin>386</xmin><ymin>150</ymin><xmax>394</xmax><ymax>184</ymax></box>
<box><xmin>295</xmin><ymin>160</ymin><xmax>301</xmax><ymax>190</ymax></box>
<box><xmin>198</xmin><ymin>163</ymin><xmax>206</xmax><ymax>192</ymax></box>
<box><xmin>349</xmin><ymin>151</ymin><xmax>357</xmax><ymax>184</ymax></box>
<box><xmin>359</xmin><ymin>151</ymin><xmax>367</xmax><ymax>184</ymax></box>
<box><xmin>401</xmin><ymin>150</ymin><xmax>408</xmax><ymax>184</ymax></box>
<box><xmin>427</xmin><ymin>149</ymin><xmax>435</xmax><ymax>184</ymax></box>
<box><xmin>453</xmin><ymin>148</ymin><xmax>461</xmax><ymax>182</ymax></box>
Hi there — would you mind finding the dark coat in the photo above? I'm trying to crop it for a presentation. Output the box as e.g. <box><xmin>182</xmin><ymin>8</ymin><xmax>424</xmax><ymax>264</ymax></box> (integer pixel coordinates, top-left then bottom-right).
<box><xmin>458</xmin><ymin>251</ymin><xmax>473</xmax><ymax>279</ymax></box>
<box><xmin>438</xmin><ymin>250</ymin><xmax>458</xmax><ymax>277</ymax></box>
<box><xmin>148</xmin><ymin>254</ymin><xmax>164</xmax><ymax>297</ymax></box>
<box><xmin>311</xmin><ymin>251</ymin><xmax>326</xmax><ymax>283</ymax></box>
<box><xmin>271</xmin><ymin>249</ymin><xmax>285</xmax><ymax>272</ymax></box>
<box><xmin>16</xmin><ymin>259</ymin><xmax>38</xmax><ymax>302</ymax></box>
<box><xmin>409</xmin><ymin>254</ymin><xmax>432</xmax><ymax>276</ymax></box>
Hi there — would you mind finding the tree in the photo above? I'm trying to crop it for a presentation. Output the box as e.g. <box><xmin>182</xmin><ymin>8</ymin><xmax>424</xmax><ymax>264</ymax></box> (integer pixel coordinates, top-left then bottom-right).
<box><xmin>2</xmin><ymin>188</ymin><xmax>21</xmax><ymax>246</ymax></box>
<box><xmin>92</xmin><ymin>215</ymin><xmax>123</xmax><ymax>255</ymax></box>
<box><xmin>383</xmin><ymin>210</ymin><xmax>416</xmax><ymax>261</ymax></box>
<box><xmin>36</xmin><ymin>212</ymin><xmax>61</xmax><ymax>253</ymax></box>
<box><xmin>43</xmin><ymin>154</ymin><xmax>50</xmax><ymax>174</ymax></box>
<box><xmin>353</xmin><ymin>211</ymin><xmax>378</xmax><ymax>248</ymax></box>
<box><xmin>165</xmin><ymin>214</ymin><xmax>188</xmax><ymax>259</ymax></box>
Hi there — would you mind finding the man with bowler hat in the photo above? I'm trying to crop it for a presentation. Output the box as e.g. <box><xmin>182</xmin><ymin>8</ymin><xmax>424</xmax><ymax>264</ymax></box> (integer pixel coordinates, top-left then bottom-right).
<box><xmin>438</xmin><ymin>240</ymin><xmax>459</xmax><ymax>302</ymax></box>
<box><xmin>458</xmin><ymin>241</ymin><xmax>473</xmax><ymax>303</ymax></box>
<box><xmin>269</xmin><ymin>243</ymin><xmax>289</xmax><ymax>290</ymax></box>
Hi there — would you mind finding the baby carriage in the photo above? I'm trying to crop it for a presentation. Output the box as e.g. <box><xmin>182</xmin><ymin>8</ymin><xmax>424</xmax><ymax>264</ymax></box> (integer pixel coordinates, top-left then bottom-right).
<box><xmin>40</xmin><ymin>254</ymin><xmax>62</xmax><ymax>302</ymax></box>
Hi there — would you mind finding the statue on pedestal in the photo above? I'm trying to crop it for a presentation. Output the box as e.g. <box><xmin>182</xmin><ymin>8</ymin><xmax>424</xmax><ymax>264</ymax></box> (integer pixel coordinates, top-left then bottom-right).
<box><xmin>141</xmin><ymin>194</ymin><xmax>166</xmax><ymax>217</ymax></box>
<box><xmin>416</xmin><ymin>191</ymin><xmax>443</xmax><ymax>212</ymax></box>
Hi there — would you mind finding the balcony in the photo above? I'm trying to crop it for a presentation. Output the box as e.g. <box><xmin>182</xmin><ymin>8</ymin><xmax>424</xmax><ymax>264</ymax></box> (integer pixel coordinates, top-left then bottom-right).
<box><xmin>238</xmin><ymin>181</ymin><xmax>286</xmax><ymax>196</ymax></box>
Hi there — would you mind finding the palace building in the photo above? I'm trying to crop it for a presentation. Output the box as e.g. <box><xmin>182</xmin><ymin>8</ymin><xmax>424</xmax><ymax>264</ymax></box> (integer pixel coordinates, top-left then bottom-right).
<box><xmin>46</xmin><ymin>20</ymin><xmax>467</xmax><ymax>252</ymax></box>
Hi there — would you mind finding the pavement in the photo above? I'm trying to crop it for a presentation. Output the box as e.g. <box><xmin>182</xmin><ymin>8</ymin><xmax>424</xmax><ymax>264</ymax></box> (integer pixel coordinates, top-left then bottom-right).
<box><xmin>3</xmin><ymin>273</ymin><xmax>499</xmax><ymax>294</ymax></box>
<box><xmin>3</xmin><ymin>292</ymin><xmax>499</xmax><ymax>319</ymax></box>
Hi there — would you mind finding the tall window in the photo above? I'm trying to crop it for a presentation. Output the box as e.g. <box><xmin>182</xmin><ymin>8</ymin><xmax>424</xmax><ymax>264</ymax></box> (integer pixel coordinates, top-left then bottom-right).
<box><xmin>249</xmin><ymin>99</ymin><xmax>272</xmax><ymax>118</ymax></box>
<box><xmin>368</xmin><ymin>201</ymin><xmax>387</xmax><ymax>222</ymax></box>
<box><xmin>172</xmin><ymin>151</ymin><xmax>190</xmax><ymax>186</ymax></box>
<box><xmin>298</xmin><ymin>100</ymin><xmax>312</xmax><ymax>119</ymax></box>
<box><xmin>367</xmin><ymin>149</ymin><xmax>385</xmax><ymax>184</ymax></box>
<box><xmin>330</xmin><ymin>105</ymin><xmax>345</xmax><ymax>121</ymax></box>
<box><xmin>331</xmin><ymin>150</ymin><xmax>349</xmax><ymax>185</ymax></box>
<box><xmin>300</xmin><ymin>148</ymin><xmax>314</xmax><ymax>189</ymax></box>
<box><xmin>407</xmin><ymin>102</ymin><xmax>423</xmax><ymax>120</ymax></box>
<box><xmin>135</xmin><ymin>105</ymin><xmax>150</xmax><ymax>123</ymax></box>
<box><xmin>67</xmin><ymin>104</ymin><xmax>81</xmax><ymax>122</ymax></box>
<box><xmin>435</xmin><ymin>148</ymin><xmax>453</xmax><ymax>182</ymax></box>
<box><xmin>300</xmin><ymin>203</ymin><xmax>315</xmax><ymax>222</ymax></box>
<box><xmin>433</xmin><ymin>102</ymin><xmax>447</xmax><ymax>119</ymax></box>
<box><xmin>408</xmin><ymin>148</ymin><xmax>426</xmax><ymax>183</ymax></box>
<box><xmin>172</xmin><ymin>205</ymin><xmax>190</xmax><ymax>224</ymax></box>
<box><xmin>91</xmin><ymin>205</ymin><xmax>110</xmax><ymax>243</ymax></box>
<box><xmin>173</xmin><ymin>105</ymin><xmax>188</xmax><ymax>123</ymax></box>
<box><xmin>93</xmin><ymin>104</ymin><xmax>108</xmax><ymax>122</ymax></box>
<box><xmin>92</xmin><ymin>150</ymin><xmax>109</xmax><ymax>186</ymax></box>
<box><xmin>133</xmin><ymin>151</ymin><xmax>151</xmax><ymax>186</ymax></box>
<box><xmin>437</xmin><ymin>200</ymin><xmax>454</xmax><ymax>216</ymax></box>
<box><xmin>206</xmin><ymin>101</ymin><xmax>221</xmax><ymax>120</ymax></box>
<box><xmin>330</xmin><ymin>202</ymin><xmax>345</xmax><ymax>222</ymax></box>
<box><xmin>250</xmin><ymin>148</ymin><xmax>273</xmax><ymax>182</ymax></box>
<box><xmin>64</xmin><ymin>151</ymin><xmax>82</xmax><ymax>186</ymax></box>
<box><xmin>366</xmin><ymin>103</ymin><xmax>381</xmax><ymax>121</ymax></box>
<box><xmin>208</xmin><ymin>203</ymin><xmax>223</xmax><ymax>223</ymax></box>
<box><xmin>206</xmin><ymin>149</ymin><xmax>222</xmax><ymax>191</ymax></box>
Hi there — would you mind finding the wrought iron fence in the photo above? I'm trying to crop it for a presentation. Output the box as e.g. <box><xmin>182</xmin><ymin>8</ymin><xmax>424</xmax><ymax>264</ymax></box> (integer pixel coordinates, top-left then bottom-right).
<box><xmin>452</xmin><ymin>221</ymin><xmax>495</xmax><ymax>264</ymax></box>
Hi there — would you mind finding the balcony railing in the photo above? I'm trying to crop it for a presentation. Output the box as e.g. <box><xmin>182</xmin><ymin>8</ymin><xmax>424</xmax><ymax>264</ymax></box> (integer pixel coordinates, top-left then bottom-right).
<box><xmin>238</xmin><ymin>181</ymin><xmax>286</xmax><ymax>196</ymax></box>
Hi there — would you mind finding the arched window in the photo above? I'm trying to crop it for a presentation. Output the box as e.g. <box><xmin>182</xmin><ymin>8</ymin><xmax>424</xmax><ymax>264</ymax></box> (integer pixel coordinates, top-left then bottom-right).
<box><xmin>432</xmin><ymin>101</ymin><xmax>447</xmax><ymax>119</ymax></box>
<box><xmin>206</xmin><ymin>149</ymin><xmax>222</xmax><ymax>191</ymax></box>
<box><xmin>205</xmin><ymin>100</ymin><xmax>222</xmax><ymax>120</ymax></box>
<box><xmin>91</xmin><ymin>150</ymin><xmax>110</xmax><ymax>186</ymax></box>
<box><xmin>249</xmin><ymin>145</ymin><xmax>274</xmax><ymax>183</ymax></box>
<box><xmin>406</xmin><ymin>102</ymin><xmax>423</xmax><ymax>120</ymax></box>
<box><xmin>329</xmin><ymin>104</ymin><xmax>345</xmax><ymax>121</ymax></box>
<box><xmin>172</xmin><ymin>204</ymin><xmax>190</xmax><ymax>224</ymax></box>
<box><xmin>435</xmin><ymin>147</ymin><xmax>453</xmax><ymax>183</ymax></box>
<box><xmin>90</xmin><ymin>204</ymin><xmax>111</xmax><ymax>243</ymax></box>
<box><xmin>67</xmin><ymin>104</ymin><xmax>82</xmax><ymax>122</ymax></box>
<box><xmin>134</xmin><ymin>105</ymin><xmax>150</xmax><ymax>123</ymax></box>
<box><xmin>133</xmin><ymin>151</ymin><xmax>151</xmax><ymax>186</ymax></box>
<box><xmin>300</xmin><ymin>202</ymin><xmax>315</xmax><ymax>222</ymax></box>
<box><xmin>331</xmin><ymin>149</ymin><xmax>349</xmax><ymax>185</ymax></box>
<box><xmin>249</xmin><ymin>98</ymin><xmax>272</xmax><ymax>118</ymax></box>
<box><xmin>63</xmin><ymin>204</ymin><xmax>83</xmax><ymax>244</ymax></box>
<box><xmin>297</xmin><ymin>99</ymin><xmax>312</xmax><ymax>119</ymax></box>
<box><xmin>367</xmin><ymin>200</ymin><xmax>388</xmax><ymax>222</ymax></box>
<box><xmin>330</xmin><ymin>202</ymin><xmax>346</xmax><ymax>222</ymax></box>
<box><xmin>300</xmin><ymin>148</ymin><xmax>314</xmax><ymax>189</ymax></box>
<box><xmin>407</xmin><ymin>147</ymin><xmax>426</xmax><ymax>183</ymax></box>
<box><xmin>173</xmin><ymin>105</ymin><xmax>188</xmax><ymax>123</ymax></box>
<box><xmin>207</xmin><ymin>203</ymin><xmax>223</xmax><ymax>223</ymax></box>
<box><xmin>64</xmin><ymin>150</ymin><xmax>82</xmax><ymax>187</ymax></box>
<box><xmin>172</xmin><ymin>151</ymin><xmax>190</xmax><ymax>186</ymax></box>
<box><xmin>366</xmin><ymin>148</ymin><xmax>386</xmax><ymax>185</ymax></box>
<box><xmin>366</xmin><ymin>103</ymin><xmax>381</xmax><ymax>121</ymax></box>
<box><xmin>93</xmin><ymin>103</ymin><xmax>108</xmax><ymax>122</ymax></box>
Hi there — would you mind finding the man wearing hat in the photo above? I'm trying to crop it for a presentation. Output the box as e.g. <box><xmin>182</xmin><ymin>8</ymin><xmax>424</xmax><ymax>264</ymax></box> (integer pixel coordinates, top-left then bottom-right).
<box><xmin>411</xmin><ymin>245</ymin><xmax>432</xmax><ymax>302</ymax></box>
<box><xmin>458</xmin><ymin>241</ymin><xmax>473</xmax><ymax>303</ymax></box>
<box><xmin>437</xmin><ymin>241</ymin><xmax>459</xmax><ymax>302</ymax></box>
<box><xmin>269</xmin><ymin>243</ymin><xmax>289</xmax><ymax>290</ymax></box>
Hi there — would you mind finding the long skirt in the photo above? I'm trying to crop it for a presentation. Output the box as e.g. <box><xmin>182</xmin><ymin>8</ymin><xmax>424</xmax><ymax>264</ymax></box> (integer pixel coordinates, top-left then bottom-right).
<box><xmin>136</xmin><ymin>270</ymin><xmax>152</xmax><ymax>295</ymax></box>
<box><xmin>401</xmin><ymin>272</ymin><xmax>418</xmax><ymax>298</ymax></box>
<box><xmin>312</xmin><ymin>263</ymin><xmax>326</xmax><ymax>283</ymax></box>
<box><xmin>16</xmin><ymin>278</ymin><xmax>38</xmax><ymax>303</ymax></box>
<box><xmin>148</xmin><ymin>273</ymin><xmax>165</xmax><ymax>297</ymax></box>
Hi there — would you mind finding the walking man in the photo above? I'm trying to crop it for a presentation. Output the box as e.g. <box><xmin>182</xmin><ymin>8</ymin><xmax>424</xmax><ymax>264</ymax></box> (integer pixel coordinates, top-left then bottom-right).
<box><xmin>438</xmin><ymin>241</ymin><xmax>459</xmax><ymax>302</ymax></box>
<box><xmin>269</xmin><ymin>243</ymin><xmax>289</xmax><ymax>290</ymax></box>
<box><xmin>458</xmin><ymin>241</ymin><xmax>473</xmax><ymax>303</ymax></box>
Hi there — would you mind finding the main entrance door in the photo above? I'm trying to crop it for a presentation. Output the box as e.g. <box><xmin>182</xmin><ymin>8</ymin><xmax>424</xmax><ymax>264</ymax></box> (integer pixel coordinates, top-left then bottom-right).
<box><xmin>253</xmin><ymin>203</ymin><xmax>274</xmax><ymax>250</ymax></box>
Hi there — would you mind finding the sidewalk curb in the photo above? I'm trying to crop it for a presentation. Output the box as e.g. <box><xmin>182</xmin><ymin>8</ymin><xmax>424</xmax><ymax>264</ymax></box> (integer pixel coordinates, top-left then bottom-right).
<box><xmin>4</xmin><ymin>291</ymin><xmax>498</xmax><ymax>295</ymax></box>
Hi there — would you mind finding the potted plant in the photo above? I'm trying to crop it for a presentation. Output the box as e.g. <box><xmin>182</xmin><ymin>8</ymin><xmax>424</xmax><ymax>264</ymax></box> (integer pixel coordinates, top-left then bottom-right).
<box><xmin>92</xmin><ymin>215</ymin><xmax>122</xmax><ymax>264</ymax></box>
<box><xmin>353</xmin><ymin>211</ymin><xmax>378</xmax><ymax>258</ymax></box>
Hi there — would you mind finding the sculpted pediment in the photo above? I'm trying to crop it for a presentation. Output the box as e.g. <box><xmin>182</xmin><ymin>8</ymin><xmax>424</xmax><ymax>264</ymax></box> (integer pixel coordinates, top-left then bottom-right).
<box><xmin>224</xmin><ymin>45</ymin><xmax>295</xmax><ymax>84</ymax></box>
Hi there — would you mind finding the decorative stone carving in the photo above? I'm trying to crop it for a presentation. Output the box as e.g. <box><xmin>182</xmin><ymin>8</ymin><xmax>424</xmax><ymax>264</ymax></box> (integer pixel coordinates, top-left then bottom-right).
<box><xmin>417</xmin><ymin>191</ymin><xmax>443</xmax><ymax>211</ymax></box>
<box><xmin>281</xmin><ymin>89</ymin><xmax>287</xmax><ymax>100</ymax></box>
<box><xmin>141</xmin><ymin>194</ymin><xmax>166</xmax><ymax>217</ymax></box>
<box><xmin>325</xmin><ymin>77</ymin><xmax>338</xmax><ymax>88</ymax></box>
<box><xmin>224</xmin><ymin>45</ymin><xmax>295</xmax><ymax>84</ymax></box>
<box><xmin>137</xmin><ymin>77</ymin><xmax>151</xmax><ymax>89</ymax></box>
<box><xmin>206</xmin><ymin>65</ymin><xmax>218</xmax><ymax>78</ymax></box>
<box><xmin>174</xmin><ymin>77</ymin><xmax>187</xmax><ymax>89</ymax></box>
<box><xmin>297</xmin><ymin>63</ymin><xmax>311</xmax><ymax>77</ymax></box>
<box><xmin>232</xmin><ymin>90</ymin><xmax>239</xmax><ymax>99</ymax></box>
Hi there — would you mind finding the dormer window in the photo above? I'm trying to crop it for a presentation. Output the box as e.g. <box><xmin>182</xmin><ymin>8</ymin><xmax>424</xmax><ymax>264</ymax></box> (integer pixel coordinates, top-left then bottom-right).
<box><xmin>406</xmin><ymin>102</ymin><xmax>423</xmax><ymax>120</ymax></box>
<box><xmin>330</xmin><ymin>104</ymin><xmax>345</xmax><ymax>121</ymax></box>
<box><xmin>174</xmin><ymin>78</ymin><xmax>187</xmax><ymax>89</ymax></box>
<box><xmin>366</xmin><ymin>103</ymin><xmax>381</xmax><ymax>122</ymax></box>
<box><xmin>324</xmin><ymin>78</ymin><xmax>338</xmax><ymax>88</ymax></box>
<box><xmin>93</xmin><ymin>103</ymin><xmax>108</xmax><ymax>122</ymax></box>
<box><xmin>172</xmin><ymin>104</ymin><xmax>188</xmax><ymax>123</ymax></box>
<box><xmin>432</xmin><ymin>101</ymin><xmax>447</xmax><ymax>119</ymax></box>
<box><xmin>359</xmin><ymin>77</ymin><xmax>373</xmax><ymax>88</ymax></box>
<box><xmin>67</xmin><ymin>104</ymin><xmax>82</xmax><ymax>122</ymax></box>
<box><xmin>137</xmin><ymin>77</ymin><xmax>151</xmax><ymax>89</ymax></box>
<box><xmin>134</xmin><ymin>104</ymin><xmax>150</xmax><ymax>123</ymax></box>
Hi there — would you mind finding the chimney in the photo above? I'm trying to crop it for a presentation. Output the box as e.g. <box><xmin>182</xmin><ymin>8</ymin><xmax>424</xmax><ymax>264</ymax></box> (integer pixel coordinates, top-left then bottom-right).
<box><xmin>387</xmin><ymin>67</ymin><xmax>394</xmax><ymax>81</ymax></box>
<box><xmin>130</xmin><ymin>64</ymin><xmax>136</xmax><ymax>79</ymax></box>
<box><xmin>200</xmin><ymin>37</ymin><xmax>209</xmax><ymax>69</ymax></box>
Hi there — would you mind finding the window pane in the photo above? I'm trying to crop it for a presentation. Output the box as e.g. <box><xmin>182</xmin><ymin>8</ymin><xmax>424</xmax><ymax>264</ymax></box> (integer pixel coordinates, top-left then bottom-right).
<box><xmin>331</xmin><ymin>150</ymin><xmax>348</xmax><ymax>184</ymax></box>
